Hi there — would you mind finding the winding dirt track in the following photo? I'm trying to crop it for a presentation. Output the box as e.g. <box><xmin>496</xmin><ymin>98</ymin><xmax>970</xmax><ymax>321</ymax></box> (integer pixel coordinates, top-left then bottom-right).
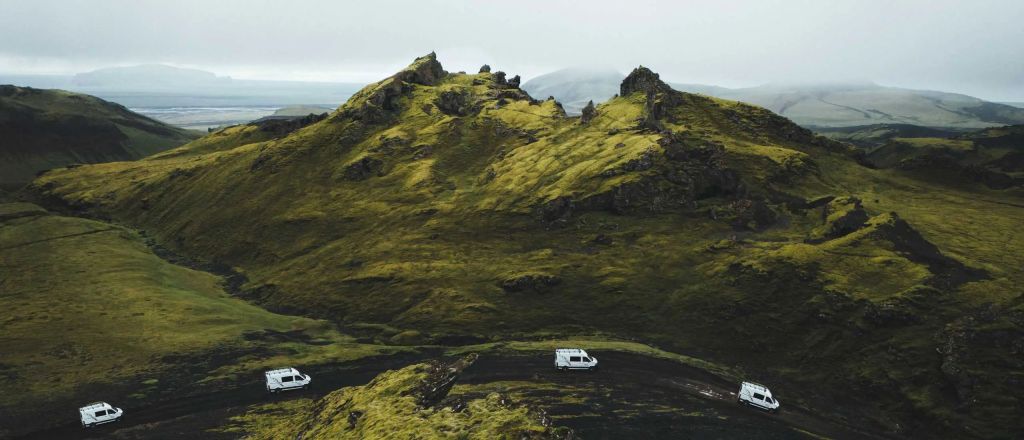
<box><xmin>13</xmin><ymin>350</ymin><xmax>890</xmax><ymax>440</ymax></box>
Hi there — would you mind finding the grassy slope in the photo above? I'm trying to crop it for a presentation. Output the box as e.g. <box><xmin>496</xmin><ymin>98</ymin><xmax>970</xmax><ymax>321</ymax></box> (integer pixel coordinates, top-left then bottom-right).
<box><xmin>0</xmin><ymin>202</ymin><xmax>396</xmax><ymax>437</ymax></box>
<box><xmin>0</xmin><ymin>85</ymin><xmax>198</xmax><ymax>188</ymax></box>
<box><xmin>863</xmin><ymin>125</ymin><xmax>1024</xmax><ymax>192</ymax></box>
<box><xmin>814</xmin><ymin>124</ymin><xmax>962</xmax><ymax>148</ymax></box>
<box><xmin>30</xmin><ymin>55</ymin><xmax>1024</xmax><ymax>438</ymax></box>
<box><xmin>217</xmin><ymin>356</ymin><xmax>569</xmax><ymax>439</ymax></box>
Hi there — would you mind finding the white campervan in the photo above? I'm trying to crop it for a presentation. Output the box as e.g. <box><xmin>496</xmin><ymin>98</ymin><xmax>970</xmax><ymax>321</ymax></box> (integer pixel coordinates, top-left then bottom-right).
<box><xmin>265</xmin><ymin>367</ymin><xmax>311</xmax><ymax>393</ymax></box>
<box><xmin>79</xmin><ymin>401</ymin><xmax>123</xmax><ymax>427</ymax></box>
<box><xmin>737</xmin><ymin>381</ymin><xmax>780</xmax><ymax>412</ymax></box>
<box><xmin>554</xmin><ymin>348</ymin><xmax>598</xmax><ymax>371</ymax></box>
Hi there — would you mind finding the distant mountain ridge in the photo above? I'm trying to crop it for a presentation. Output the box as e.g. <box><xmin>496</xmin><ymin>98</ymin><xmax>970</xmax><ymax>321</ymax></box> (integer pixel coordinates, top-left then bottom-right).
<box><xmin>521</xmin><ymin>67</ymin><xmax>623</xmax><ymax>114</ymax></box>
<box><xmin>0</xmin><ymin>64</ymin><xmax>364</xmax><ymax>108</ymax></box>
<box><xmin>72</xmin><ymin>64</ymin><xmax>233</xmax><ymax>88</ymax></box>
<box><xmin>523</xmin><ymin>69</ymin><xmax>1024</xmax><ymax>129</ymax></box>
<box><xmin>0</xmin><ymin>85</ymin><xmax>198</xmax><ymax>188</ymax></box>
<box><xmin>686</xmin><ymin>82</ymin><xmax>1024</xmax><ymax>129</ymax></box>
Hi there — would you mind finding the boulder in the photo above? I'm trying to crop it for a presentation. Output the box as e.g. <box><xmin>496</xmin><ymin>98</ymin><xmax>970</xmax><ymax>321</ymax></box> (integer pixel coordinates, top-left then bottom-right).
<box><xmin>478</xmin><ymin>64</ymin><xmax>491</xmax><ymax>73</ymax></box>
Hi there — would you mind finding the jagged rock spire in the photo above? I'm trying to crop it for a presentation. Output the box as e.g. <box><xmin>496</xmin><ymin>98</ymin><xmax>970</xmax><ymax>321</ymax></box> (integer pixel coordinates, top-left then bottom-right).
<box><xmin>620</xmin><ymin>66</ymin><xmax>673</xmax><ymax>96</ymax></box>
<box><xmin>396</xmin><ymin>52</ymin><xmax>446</xmax><ymax>86</ymax></box>
<box><xmin>580</xmin><ymin>100</ymin><xmax>596</xmax><ymax>124</ymax></box>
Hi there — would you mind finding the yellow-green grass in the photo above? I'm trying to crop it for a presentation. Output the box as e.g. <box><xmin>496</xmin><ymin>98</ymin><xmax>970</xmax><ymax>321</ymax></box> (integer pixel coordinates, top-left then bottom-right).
<box><xmin>890</xmin><ymin>137</ymin><xmax>974</xmax><ymax>150</ymax></box>
<box><xmin>0</xmin><ymin>203</ymin><xmax>391</xmax><ymax>423</ymax></box>
<box><xmin>215</xmin><ymin>360</ymin><xmax>561</xmax><ymax>440</ymax></box>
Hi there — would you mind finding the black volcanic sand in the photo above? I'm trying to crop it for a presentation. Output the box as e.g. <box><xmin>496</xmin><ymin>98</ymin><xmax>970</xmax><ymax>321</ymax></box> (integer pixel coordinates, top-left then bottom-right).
<box><xmin>17</xmin><ymin>351</ymin><xmax>888</xmax><ymax>440</ymax></box>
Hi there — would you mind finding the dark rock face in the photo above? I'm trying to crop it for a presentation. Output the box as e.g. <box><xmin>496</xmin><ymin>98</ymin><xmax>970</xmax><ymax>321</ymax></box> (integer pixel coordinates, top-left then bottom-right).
<box><xmin>537</xmin><ymin>196</ymin><xmax>575</xmax><ymax>223</ymax></box>
<box><xmin>500</xmin><ymin>273</ymin><xmax>562</xmax><ymax>292</ymax></box>
<box><xmin>620</xmin><ymin>66</ymin><xmax>674</xmax><ymax>97</ymax></box>
<box><xmin>416</xmin><ymin>354</ymin><xmax>479</xmax><ymax>407</ymax></box>
<box><xmin>725</xmin><ymin>199</ymin><xmax>778</xmax><ymax>230</ymax></box>
<box><xmin>396</xmin><ymin>52</ymin><xmax>446</xmax><ymax>86</ymax></box>
<box><xmin>508</xmin><ymin>75</ymin><xmax>521</xmax><ymax>88</ymax></box>
<box><xmin>619</xmin><ymin>67</ymin><xmax>682</xmax><ymax>130</ymax></box>
<box><xmin>253</xmin><ymin>112</ymin><xmax>328</xmax><ymax>136</ymax></box>
<box><xmin>493</xmin><ymin>71</ymin><xmax>507</xmax><ymax>86</ymax></box>
<box><xmin>346</xmin><ymin>79</ymin><xmax>406</xmax><ymax>123</ymax></box>
<box><xmin>342</xmin><ymin>157</ymin><xmax>384</xmax><ymax>181</ymax></box>
<box><xmin>580</xmin><ymin>100</ymin><xmax>597</xmax><ymax>124</ymax></box>
<box><xmin>435</xmin><ymin>88</ymin><xmax>476</xmax><ymax>116</ymax></box>
<box><xmin>479</xmin><ymin>64</ymin><xmax>491</xmax><ymax>73</ymax></box>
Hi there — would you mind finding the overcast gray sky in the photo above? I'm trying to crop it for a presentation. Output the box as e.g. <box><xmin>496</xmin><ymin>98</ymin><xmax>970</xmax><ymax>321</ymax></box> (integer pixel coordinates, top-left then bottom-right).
<box><xmin>1</xmin><ymin>0</ymin><xmax>1022</xmax><ymax>100</ymax></box>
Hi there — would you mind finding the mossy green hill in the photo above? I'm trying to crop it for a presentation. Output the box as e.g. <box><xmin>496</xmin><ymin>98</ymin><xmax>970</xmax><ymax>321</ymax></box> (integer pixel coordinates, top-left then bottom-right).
<box><xmin>218</xmin><ymin>355</ymin><xmax>571</xmax><ymax>439</ymax></box>
<box><xmin>0</xmin><ymin>85</ymin><xmax>198</xmax><ymax>188</ymax></box>
<box><xmin>0</xmin><ymin>202</ymin><xmax>397</xmax><ymax>437</ymax></box>
<box><xmin>30</xmin><ymin>54</ymin><xmax>1024</xmax><ymax>438</ymax></box>
<box><xmin>865</xmin><ymin>124</ymin><xmax>1024</xmax><ymax>191</ymax></box>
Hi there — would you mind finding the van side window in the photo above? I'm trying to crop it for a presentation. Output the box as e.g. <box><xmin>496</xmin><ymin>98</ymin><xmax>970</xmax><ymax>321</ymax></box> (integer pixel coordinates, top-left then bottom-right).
<box><xmin>765</xmin><ymin>397</ymin><xmax>773</xmax><ymax>404</ymax></box>
<box><xmin>282</xmin><ymin>376</ymin><xmax>293</xmax><ymax>382</ymax></box>
<box><xmin>753</xmin><ymin>393</ymin><xmax>765</xmax><ymax>400</ymax></box>
<box><xmin>582</xmin><ymin>357</ymin><xmax>591</xmax><ymax>362</ymax></box>
<box><xmin>294</xmin><ymin>376</ymin><xmax>303</xmax><ymax>381</ymax></box>
<box><xmin>570</xmin><ymin>356</ymin><xmax>581</xmax><ymax>362</ymax></box>
<box><xmin>95</xmin><ymin>410</ymin><xmax>106</xmax><ymax>417</ymax></box>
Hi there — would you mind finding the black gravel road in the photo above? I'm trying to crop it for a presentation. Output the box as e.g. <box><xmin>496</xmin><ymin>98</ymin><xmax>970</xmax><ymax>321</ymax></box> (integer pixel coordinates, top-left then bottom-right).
<box><xmin>12</xmin><ymin>349</ymin><xmax>891</xmax><ymax>440</ymax></box>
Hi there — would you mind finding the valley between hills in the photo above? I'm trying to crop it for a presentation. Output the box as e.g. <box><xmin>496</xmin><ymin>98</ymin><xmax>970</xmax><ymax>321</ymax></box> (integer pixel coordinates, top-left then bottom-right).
<box><xmin>2</xmin><ymin>53</ymin><xmax>1023</xmax><ymax>439</ymax></box>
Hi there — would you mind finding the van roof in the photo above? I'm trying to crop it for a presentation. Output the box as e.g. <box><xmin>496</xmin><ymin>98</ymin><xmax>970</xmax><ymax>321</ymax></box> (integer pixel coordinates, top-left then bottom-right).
<box><xmin>742</xmin><ymin>382</ymin><xmax>770</xmax><ymax>393</ymax></box>
<box><xmin>79</xmin><ymin>402</ymin><xmax>110</xmax><ymax>411</ymax></box>
<box><xmin>555</xmin><ymin>348</ymin><xmax>587</xmax><ymax>354</ymax></box>
<box><xmin>265</xmin><ymin>367</ymin><xmax>298</xmax><ymax>376</ymax></box>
